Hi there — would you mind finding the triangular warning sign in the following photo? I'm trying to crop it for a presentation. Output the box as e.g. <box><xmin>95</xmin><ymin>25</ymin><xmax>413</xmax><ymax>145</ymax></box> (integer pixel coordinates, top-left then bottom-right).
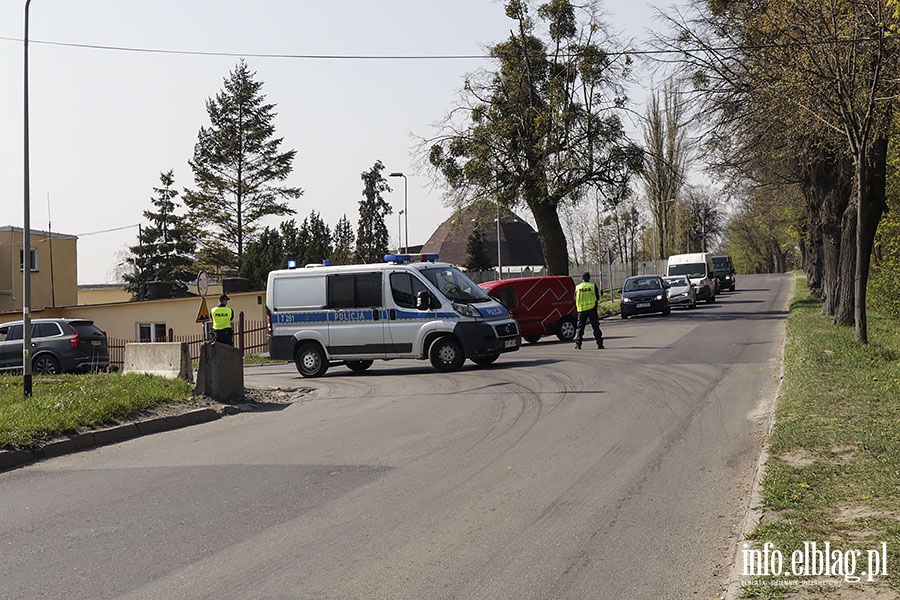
<box><xmin>196</xmin><ymin>297</ymin><xmax>211</xmax><ymax>323</ymax></box>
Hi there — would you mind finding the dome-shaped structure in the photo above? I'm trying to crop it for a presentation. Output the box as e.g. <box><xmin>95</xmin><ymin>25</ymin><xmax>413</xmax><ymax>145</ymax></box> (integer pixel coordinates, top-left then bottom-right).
<box><xmin>420</xmin><ymin>201</ymin><xmax>544</xmax><ymax>268</ymax></box>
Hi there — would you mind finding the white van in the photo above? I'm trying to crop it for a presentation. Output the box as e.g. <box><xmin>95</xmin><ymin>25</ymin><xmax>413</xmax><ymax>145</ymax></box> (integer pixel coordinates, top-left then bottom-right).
<box><xmin>266</xmin><ymin>254</ymin><xmax>521</xmax><ymax>377</ymax></box>
<box><xmin>666</xmin><ymin>252</ymin><xmax>717</xmax><ymax>303</ymax></box>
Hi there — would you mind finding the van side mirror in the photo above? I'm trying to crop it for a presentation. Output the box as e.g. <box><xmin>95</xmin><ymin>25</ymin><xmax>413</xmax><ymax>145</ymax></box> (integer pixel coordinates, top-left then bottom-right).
<box><xmin>416</xmin><ymin>290</ymin><xmax>434</xmax><ymax>311</ymax></box>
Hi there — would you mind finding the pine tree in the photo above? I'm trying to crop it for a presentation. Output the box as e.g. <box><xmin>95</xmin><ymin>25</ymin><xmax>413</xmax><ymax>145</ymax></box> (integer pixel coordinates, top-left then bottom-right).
<box><xmin>183</xmin><ymin>59</ymin><xmax>301</xmax><ymax>276</ymax></box>
<box><xmin>356</xmin><ymin>160</ymin><xmax>393</xmax><ymax>264</ymax></box>
<box><xmin>239</xmin><ymin>226</ymin><xmax>284</xmax><ymax>290</ymax></box>
<box><xmin>331</xmin><ymin>214</ymin><xmax>356</xmax><ymax>265</ymax></box>
<box><xmin>298</xmin><ymin>211</ymin><xmax>333</xmax><ymax>266</ymax></box>
<box><xmin>124</xmin><ymin>170</ymin><xmax>197</xmax><ymax>300</ymax></box>
<box><xmin>280</xmin><ymin>219</ymin><xmax>302</xmax><ymax>266</ymax></box>
<box><xmin>464</xmin><ymin>226</ymin><xmax>493</xmax><ymax>272</ymax></box>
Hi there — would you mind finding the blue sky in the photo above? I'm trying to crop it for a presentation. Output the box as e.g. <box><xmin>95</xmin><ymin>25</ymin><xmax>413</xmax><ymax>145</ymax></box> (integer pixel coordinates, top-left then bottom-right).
<box><xmin>1</xmin><ymin>0</ymin><xmax>677</xmax><ymax>284</ymax></box>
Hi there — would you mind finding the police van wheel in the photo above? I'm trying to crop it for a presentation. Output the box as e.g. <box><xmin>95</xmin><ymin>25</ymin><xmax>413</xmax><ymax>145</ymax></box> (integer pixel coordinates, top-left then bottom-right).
<box><xmin>295</xmin><ymin>343</ymin><xmax>328</xmax><ymax>378</ymax></box>
<box><xmin>429</xmin><ymin>337</ymin><xmax>465</xmax><ymax>373</ymax></box>
<box><xmin>345</xmin><ymin>360</ymin><xmax>374</xmax><ymax>373</ymax></box>
<box><xmin>471</xmin><ymin>355</ymin><xmax>499</xmax><ymax>367</ymax></box>
<box><xmin>556</xmin><ymin>317</ymin><xmax>577</xmax><ymax>341</ymax></box>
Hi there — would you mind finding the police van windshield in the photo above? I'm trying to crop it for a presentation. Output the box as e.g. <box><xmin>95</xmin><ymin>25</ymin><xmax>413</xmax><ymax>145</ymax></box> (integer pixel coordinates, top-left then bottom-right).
<box><xmin>668</xmin><ymin>263</ymin><xmax>707</xmax><ymax>278</ymax></box>
<box><xmin>421</xmin><ymin>267</ymin><xmax>491</xmax><ymax>303</ymax></box>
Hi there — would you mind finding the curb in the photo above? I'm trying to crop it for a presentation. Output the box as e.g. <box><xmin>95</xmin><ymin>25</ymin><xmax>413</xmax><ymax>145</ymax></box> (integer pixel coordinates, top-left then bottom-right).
<box><xmin>0</xmin><ymin>407</ymin><xmax>224</xmax><ymax>472</ymax></box>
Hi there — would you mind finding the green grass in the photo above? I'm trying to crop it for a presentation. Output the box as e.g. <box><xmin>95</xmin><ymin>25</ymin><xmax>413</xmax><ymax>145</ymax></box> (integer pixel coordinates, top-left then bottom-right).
<box><xmin>242</xmin><ymin>353</ymin><xmax>288</xmax><ymax>366</ymax></box>
<box><xmin>0</xmin><ymin>373</ymin><xmax>195</xmax><ymax>450</ymax></box>
<box><xmin>740</xmin><ymin>276</ymin><xmax>900</xmax><ymax>597</ymax></box>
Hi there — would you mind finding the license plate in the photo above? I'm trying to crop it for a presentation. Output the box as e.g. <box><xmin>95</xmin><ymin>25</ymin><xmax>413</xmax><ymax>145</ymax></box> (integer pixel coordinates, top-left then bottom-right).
<box><xmin>91</xmin><ymin>340</ymin><xmax>102</xmax><ymax>346</ymax></box>
<box><xmin>636</xmin><ymin>302</ymin><xmax>651</xmax><ymax>308</ymax></box>
<box><xmin>504</xmin><ymin>339</ymin><xmax>517</xmax><ymax>348</ymax></box>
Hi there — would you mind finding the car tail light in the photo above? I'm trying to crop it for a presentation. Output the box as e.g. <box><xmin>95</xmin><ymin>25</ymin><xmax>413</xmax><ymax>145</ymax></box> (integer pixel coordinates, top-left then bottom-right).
<box><xmin>266</xmin><ymin>307</ymin><xmax>273</xmax><ymax>337</ymax></box>
<box><xmin>67</xmin><ymin>323</ymin><xmax>81</xmax><ymax>348</ymax></box>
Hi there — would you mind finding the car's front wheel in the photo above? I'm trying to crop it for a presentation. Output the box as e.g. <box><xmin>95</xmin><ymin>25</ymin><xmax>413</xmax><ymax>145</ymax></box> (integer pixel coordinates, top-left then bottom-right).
<box><xmin>429</xmin><ymin>336</ymin><xmax>465</xmax><ymax>372</ymax></box>
<box><xmin>471</xmin><ymin>355</ymin><xmax>499</xmax><ymax>367</ymax></box>
<box><xmin>33</xmin><ymin>354</ymin><xmax>60</xmax><ymax>375</ymax></box>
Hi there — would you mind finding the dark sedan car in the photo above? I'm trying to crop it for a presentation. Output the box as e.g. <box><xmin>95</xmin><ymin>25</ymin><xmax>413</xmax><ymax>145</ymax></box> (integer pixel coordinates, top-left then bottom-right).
<box><xmin>0</xmin><ymin>318</ymin><xmax>109</xmax><ymax>375</ymax></box>
<box><xmin>620</xmin><ymin>275</ymin><xmax>671</xmax><ymax>319</ymax></box>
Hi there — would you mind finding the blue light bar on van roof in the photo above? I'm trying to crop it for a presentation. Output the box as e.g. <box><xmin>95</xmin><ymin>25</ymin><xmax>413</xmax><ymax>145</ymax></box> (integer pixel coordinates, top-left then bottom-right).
<box><xmin>287</xmin><ymin>259</ymin><xmax>297</xmax><ymax>269</ymax></box>
<box><xmin>384</xmin><ymin>253</ymin><xmax>440</xmax><ymax>264</ymax></box>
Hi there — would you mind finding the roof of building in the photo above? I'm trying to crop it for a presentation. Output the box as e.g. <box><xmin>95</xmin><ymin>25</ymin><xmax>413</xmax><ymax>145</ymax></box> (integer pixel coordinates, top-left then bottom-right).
<box><xmin>420</xmin><ymin>201</ymin><xmax>545</xmax><ymax>268</ymax></box>
<box><xmin>0</xmin><ymin>226</ymin><xmax>78</xmax><ymax>240</ymax></box>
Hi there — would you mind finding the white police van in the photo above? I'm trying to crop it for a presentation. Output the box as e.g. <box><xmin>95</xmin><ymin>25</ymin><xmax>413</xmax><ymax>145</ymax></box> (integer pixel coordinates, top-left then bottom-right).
<box><xmin>266</xmin><ymin>254</ymin><xmax>521</xmax><ymax>377</ymax></box>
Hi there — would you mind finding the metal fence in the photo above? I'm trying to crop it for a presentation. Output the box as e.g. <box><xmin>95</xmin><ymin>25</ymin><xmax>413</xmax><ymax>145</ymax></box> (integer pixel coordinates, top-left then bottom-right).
<box><xmin>108</xmin><ymin>313</ymin><xmax>267</xmax><ymax>370</ymax></box>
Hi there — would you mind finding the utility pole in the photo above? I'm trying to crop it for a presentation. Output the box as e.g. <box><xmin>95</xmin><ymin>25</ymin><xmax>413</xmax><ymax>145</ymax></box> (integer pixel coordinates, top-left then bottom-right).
<box><xmin>23</xmin><ymin>0</ymin><xmax>33</xmax><ymax>397</ymax></box>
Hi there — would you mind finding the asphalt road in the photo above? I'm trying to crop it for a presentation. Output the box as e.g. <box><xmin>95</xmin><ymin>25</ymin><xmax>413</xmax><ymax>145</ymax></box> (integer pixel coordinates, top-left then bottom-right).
<box><xmin>0</xmin><ymin>273</ymin><xmax>793</xmax><ymax>600</ymax></box>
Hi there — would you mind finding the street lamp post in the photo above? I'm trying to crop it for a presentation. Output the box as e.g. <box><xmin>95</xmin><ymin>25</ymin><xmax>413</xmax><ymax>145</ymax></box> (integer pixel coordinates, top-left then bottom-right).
<box><xmin>397</xmin><ymin>209</ymin><xmax>404</xmax><ymax>253</ymax></box>
<box><xmin>22</xmin><ymin>0</ymin><xmax>33</xmax><ymax>397</ymax></box>
<box><xmin>389</xmin><ymin>172</ymin><xmax>408</xmax><ymax>254</ymax></box>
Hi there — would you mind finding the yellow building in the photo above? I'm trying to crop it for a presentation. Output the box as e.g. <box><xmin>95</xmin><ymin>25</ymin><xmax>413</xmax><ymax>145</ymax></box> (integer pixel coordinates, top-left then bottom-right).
<box><xmin>0</xmin><ymin>227</ymin><xmax>267</xmax><ymax>356</ymax></box>
<box><xmin>0</xmin><ymin>226</ymin><xmax>78</xmax><ymax>311</ymax></box>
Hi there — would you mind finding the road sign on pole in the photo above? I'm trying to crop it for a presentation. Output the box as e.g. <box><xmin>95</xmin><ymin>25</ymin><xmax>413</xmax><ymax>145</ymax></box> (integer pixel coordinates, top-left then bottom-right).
<box><xmin>197</xmin><ymin>270</ymin><xmax>209</xmax><ymax>297</ymax></box>
<box><xmin>196</xmin><ymin>297</ymin><xmax>211</xmax><ymax>324</ymax></box>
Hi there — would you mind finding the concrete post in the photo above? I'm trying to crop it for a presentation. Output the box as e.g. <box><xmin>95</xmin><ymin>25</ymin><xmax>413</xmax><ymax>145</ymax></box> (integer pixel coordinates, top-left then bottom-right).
<box><xmin>124</xmin><ymin>342</ymin><xmax>193</xmax><ymax>383</ymax></box>
<box><xmin>193</xmin><ymin>342</ymin><xmax>244</xmax><ymax>402</ymax></box>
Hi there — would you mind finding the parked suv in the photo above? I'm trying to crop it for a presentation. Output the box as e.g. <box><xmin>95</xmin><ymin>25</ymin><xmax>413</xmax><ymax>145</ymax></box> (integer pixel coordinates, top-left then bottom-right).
<box><xmin>0</xmin><ymin>318</ymin><xmax>109</xmax><ymax>375</ymax></box>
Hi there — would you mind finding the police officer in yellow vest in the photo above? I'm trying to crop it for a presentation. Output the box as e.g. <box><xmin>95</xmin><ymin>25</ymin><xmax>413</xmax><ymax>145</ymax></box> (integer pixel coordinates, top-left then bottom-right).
<box><xmin>211</xmin><ymin>294</ymin><xmax>235</xmax><ymax>346</ymax></box>
<box><xmin>574</xmin><ymin>272</ymin><xmax>604</xmax><ymax>350</ymax></box>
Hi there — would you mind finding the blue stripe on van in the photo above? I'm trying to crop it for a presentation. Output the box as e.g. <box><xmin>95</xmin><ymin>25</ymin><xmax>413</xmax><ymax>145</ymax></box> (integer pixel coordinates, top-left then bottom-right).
<box><xmin>394</xmin><ymin>310</ymin><xmax>457</xmax><ymax>320</ymax></box>
<box><xmin>272</xmin><ymin>310</ymin><xmax>459</xmax><ymax>324</ymax></box>
<box><xmin>272</xmin><ymin>311</ymin><xmax>330</xmax><ymax>324</ymax></box>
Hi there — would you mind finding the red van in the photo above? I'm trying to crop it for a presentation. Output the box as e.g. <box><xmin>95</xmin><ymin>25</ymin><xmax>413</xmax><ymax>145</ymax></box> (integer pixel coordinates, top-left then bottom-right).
<box><xmin>479</xmin><ymin>276</ymin><xmax>577</xmax><ymax>344</ymax></box>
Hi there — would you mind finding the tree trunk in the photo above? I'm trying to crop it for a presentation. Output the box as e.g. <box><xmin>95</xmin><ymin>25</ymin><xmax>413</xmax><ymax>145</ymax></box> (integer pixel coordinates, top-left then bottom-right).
<box><xmin>834</xmin><ymin>198</ymin><xmax>857</xmax><ymax>326</ymax></box>
<box><xmin>854</xmin><ymin>136</ymin><xmax>889</xmax><ymax>344</ymax></box>
<box><xmin>804</xmin><ymin>207</ymin><xmax>824</xmax><ymax>297</ymax></box>
<box><xmin>803</xmin><ymin>155</ymin><xmax>852</xmax><ymax>315</ymax></box>
<box><xmin>528</xmin><ymin>199</ymin><xmax>570</xmax><ymax>275</ymax></box>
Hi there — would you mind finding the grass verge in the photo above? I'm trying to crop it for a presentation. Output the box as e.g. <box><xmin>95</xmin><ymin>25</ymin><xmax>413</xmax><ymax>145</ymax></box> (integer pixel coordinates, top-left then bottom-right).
<box><xmin>740</xmin><ymin>276</ymin><xmax>900</xmax><ymax>598</ymax></box>
<box><xmin>0</xmin><ymin>373</ymin><xmax>195</xmax><ymax>450</ymax></box>
<box><xmin>242</xmin><ymin>353</ymin><xmax>288</xmax><ymax>366</ymax></box>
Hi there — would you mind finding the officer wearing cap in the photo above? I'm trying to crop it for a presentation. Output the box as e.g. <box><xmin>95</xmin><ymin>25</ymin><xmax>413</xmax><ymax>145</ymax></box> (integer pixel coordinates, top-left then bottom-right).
<box><xmin>211</xmin><ymin>293</ymin><xmax>234</xmax><ymax>346</ymax></box>
<box><xmin>574</xmin><ymin>272</ymin><xmax>604</xmax><ymax>350</ymax></box>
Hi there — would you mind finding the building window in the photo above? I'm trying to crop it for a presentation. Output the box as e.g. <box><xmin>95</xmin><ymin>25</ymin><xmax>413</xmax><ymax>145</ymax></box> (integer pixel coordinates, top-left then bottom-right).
<box><xmin>138</xmin><ymin>323</ymin><xmax>168</xmax><ymax>342</ymax></box>
<box><xmin>19</xmin><ymin>248</ymin><xmax>39</xmax><ymax>272</ymax></box>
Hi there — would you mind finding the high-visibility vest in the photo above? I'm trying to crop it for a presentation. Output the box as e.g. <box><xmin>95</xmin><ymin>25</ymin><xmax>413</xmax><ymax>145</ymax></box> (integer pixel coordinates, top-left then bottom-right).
<box><xmin>211</xmin><ymin>306</ymin><xmax>233</xmax><ymax>330</ymax></box>
<box><xmin>574</xmin><ymin>281</ymin><xmax>598</xmax><ymax>312</ymax></box>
